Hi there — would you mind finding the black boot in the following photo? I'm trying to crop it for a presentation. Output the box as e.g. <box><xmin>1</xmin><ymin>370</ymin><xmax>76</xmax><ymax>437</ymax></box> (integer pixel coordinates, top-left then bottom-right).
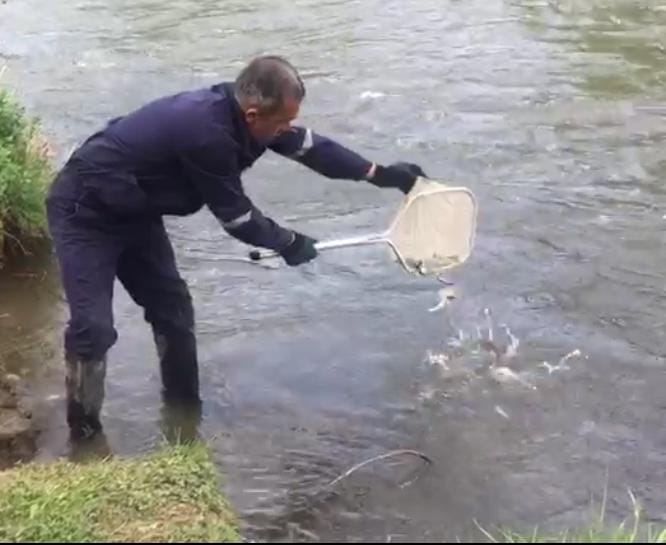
<box><xmin>65</xmin><ymin>354</ymin><xmax>106</xmax><ymax>439</ymax></box>
<box><xmin>160</xmin><ymin>394</ymin><xmax>202</xmax><ymax>444</ymax></box>
<box><xmin>153</xmin><ymin>329</ymin><xmax>200</xmax><ymax>403</ymax></box>
<box><xmin>69</xmin><ymin>429</ymin><xmax>112</xmax><ymax>462</ymax></box>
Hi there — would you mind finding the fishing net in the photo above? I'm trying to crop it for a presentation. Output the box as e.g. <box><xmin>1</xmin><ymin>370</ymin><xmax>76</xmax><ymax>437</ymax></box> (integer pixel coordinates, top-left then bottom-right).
<box><xmin>387</xmin><ymin>178</ymin><xmax>477</xmax><ymax>275</ymax></box>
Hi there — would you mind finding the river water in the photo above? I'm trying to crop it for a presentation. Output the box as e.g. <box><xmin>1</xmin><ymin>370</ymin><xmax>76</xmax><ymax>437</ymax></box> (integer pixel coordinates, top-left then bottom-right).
<box><xmin>2</xmin><ymin>0</ymin><xmax>666</xmax><ymax>541</ymax></box>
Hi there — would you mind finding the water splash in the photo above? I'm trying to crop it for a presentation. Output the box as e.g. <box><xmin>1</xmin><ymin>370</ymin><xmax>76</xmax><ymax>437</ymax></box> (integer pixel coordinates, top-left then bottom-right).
<box><xmin>424</xmin><ymin>350</ymin><xmax>449</xmax><ymax>370</ymax></box>
<box><xmin>360</xmin><ymin>91</ymin><xmax>386</xmax><ymax>100</ymax></box>
<box><xmin>428</xmin><ymin>287</ymin><xmax>456</xmax><ymax>312</ymax></box>
<box><xmin>494</xmin><ymin>405</ymin><xmax>510</xmax><ymax>419</ymax></box>
<box><xmin>422</xmin><ymin>293</ymin><xmax>582</xmax><ymax>396</ymax></box>
<box><xmin>489</xmin><ymin>365</ymin><xmax>537</xmax><ymax>390</ymax></box>
<box><xmin>540</xmin><ymin>349</ymin><xmax>582</xmax><ymax>375</ymax></box>
<box><xmin>484</xmin><ymin>308</ymin><xmax>494</xmax><ymax>342</ymax></box>
<box><xmin>502</xmin><ymin>325</ymin><xmax>520</xmax><ymax>360</ymax></box>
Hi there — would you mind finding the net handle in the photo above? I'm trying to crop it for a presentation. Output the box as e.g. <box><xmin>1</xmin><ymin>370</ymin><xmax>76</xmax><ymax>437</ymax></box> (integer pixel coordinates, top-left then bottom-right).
<box><xmin>248</xmin><ymin>178</ymin><xmax>478</xmax><ymax>273</ymax></box>
<box><xmin>249</xmin><ymin>232</ymin><xmax>390</xmax><ymax>261</ymax></box>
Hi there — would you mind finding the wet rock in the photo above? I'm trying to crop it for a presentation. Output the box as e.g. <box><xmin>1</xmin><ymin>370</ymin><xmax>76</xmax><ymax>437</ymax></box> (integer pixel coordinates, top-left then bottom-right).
<box><xmin>0</xmin><ymin>374</ymin><xmax>37</xmax><ymax>468</ymax></box>
<box><xmin>0</xmin><ymin>387</ymin><xmax>17</xmax><ymax>409</ymax></box>
<box><xmin>0</xmin><ymin>409</ymin><xmax>32</xmax><ymax>440</ymax></box>
<box><xmin>3</xmin><ymin>374</ymin><xmax>21</xmax><ymax>391</ymax></box>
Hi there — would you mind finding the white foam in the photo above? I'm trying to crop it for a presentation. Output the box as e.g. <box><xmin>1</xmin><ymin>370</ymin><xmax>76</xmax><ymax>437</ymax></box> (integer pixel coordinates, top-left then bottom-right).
<box><xmin>495</xmin><ymin>405</ymin><xmax>510</xmax><ymax>419</ymax></box>
<box><xmin>489</xmin><ymin>366</ymin><xmax>537</xmax><ymax>390</ymax></box>
<box><xmin>425</xmin><ymin>350</ymin><xmax>450</xmax><ymax>370</ymax></box>
<box><xmin>503</xmin><ymin>325</ymin><xmax>520</xmax><ymax>359</ymax></box>
<box><xmin>360</xmin><ymin>91</ymin><xmax>386</xmax><ymax>100</ymax></box>
<box><xmin>559</xmin><ymin>349</ymin><xmax>581</xmax><ymax>366</ymax></box>
<box><xmin>428</xmin><ymin>287</ymin><xmax>457</xmax><ymax>312</ymax></box>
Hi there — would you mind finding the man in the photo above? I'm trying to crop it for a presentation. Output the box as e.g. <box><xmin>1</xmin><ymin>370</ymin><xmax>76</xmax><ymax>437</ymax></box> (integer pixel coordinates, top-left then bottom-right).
<box><xmin>46</xmin><ymin>55</ymin><xmax>426</xmax><ymax>439</ymax></box>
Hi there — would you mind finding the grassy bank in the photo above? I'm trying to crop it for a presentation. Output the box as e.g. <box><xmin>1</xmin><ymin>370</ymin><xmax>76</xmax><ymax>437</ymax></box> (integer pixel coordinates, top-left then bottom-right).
<box><xmin>0</xmin><ymin>442</ymin><xmax>240</xmax><ymax>542</ymax></box>
<box><xmin>477</xmin><ymin>492</ymin><xmax>666</xmax><ymax>543</ymax></box>
<box><xmin>0</xmin><ymin>79</ymin><xmax>52</xmax><ymax>261</ymax></box>
<box><xmin>483</xmin><ymin>524</ymin><xmax>666</xmax><ymax>543</ymax></box>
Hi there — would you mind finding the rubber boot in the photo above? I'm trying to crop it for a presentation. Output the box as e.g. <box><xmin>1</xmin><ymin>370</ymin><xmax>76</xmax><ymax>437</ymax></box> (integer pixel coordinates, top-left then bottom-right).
<box><xmin>69</xmin><ymin>430</ymin><xmax>112</xmax><ymax>462</ymax></box>
<box><xmin>153</xmin><ymin>330</ymin><xmax>200</xmax><ymax>403</ymax></box>
<box><xmin>65</xmin><ymin>354</ymin><xmax>106</xmax><ymax>439</ymax></box>
<box><xmin>160</xmin><ymin>395</ymin><xmax>202</xmax><ymax>444</ymax></box>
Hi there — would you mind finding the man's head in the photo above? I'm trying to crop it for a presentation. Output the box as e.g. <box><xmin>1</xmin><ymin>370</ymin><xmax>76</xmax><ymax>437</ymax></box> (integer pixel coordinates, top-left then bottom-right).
<box><xmin>234</xmin><ymin>56</ymin><xmax>306</xmax><ymax>144</ymax></box>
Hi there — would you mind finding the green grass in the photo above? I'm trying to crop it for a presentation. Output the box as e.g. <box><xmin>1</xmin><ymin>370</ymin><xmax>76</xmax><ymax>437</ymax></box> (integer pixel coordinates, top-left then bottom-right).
<box><xmin>0</xmin><ymin>441</ymin><xmax>240</xmax><ymax>542</ymax></box>
<box><xmin>476</xmin><ymin>490</ymin><xmax>666</xmax><ymax>543</ymax></box>
<box><xmin>0</xmin><ymin>76</ymin><xmax>53</xmax><ymax>255</ymax></box>
<box><xmin>477</xmin><ymin>524</ymin><xmax>666</xmax><ymax>543</ymax></box>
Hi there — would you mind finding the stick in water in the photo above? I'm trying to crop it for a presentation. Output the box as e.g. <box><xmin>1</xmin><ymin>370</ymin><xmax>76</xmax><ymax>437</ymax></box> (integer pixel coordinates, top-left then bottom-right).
<box><xmin>325</xmin><ymin>449</ymin><xmax>433</xmax><ymax>489</ymax></box>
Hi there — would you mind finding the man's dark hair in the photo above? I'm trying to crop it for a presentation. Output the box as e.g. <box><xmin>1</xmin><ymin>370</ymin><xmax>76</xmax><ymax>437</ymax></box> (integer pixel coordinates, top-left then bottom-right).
<box><xmin>234</xmin><ymin>55</ymin><xmax>306</xmax><ymax>114</ymax></box>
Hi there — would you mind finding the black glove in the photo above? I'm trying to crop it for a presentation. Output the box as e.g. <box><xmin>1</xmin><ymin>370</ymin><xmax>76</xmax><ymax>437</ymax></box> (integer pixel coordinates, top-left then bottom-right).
<box><xmin>368</xmin><ymin>162</ymin><xmax>427</xmax><ymax>194</ymax></box>
<box><xmin>279</xmin><ymin>232</ymin><xmax>318</xmax><ymax>266</ymax></box>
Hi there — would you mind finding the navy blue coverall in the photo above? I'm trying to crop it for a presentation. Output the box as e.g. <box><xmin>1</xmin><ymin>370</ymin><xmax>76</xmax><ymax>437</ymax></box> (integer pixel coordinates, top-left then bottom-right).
<box><xmin>46</xmin><ymin>82</ymin><xmax>373</xmax><ymax>398</ymax></box>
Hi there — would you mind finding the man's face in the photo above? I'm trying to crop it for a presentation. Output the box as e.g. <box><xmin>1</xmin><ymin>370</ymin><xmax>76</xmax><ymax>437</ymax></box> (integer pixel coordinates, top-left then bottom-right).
<box><xmin>243</xmin><ymin>96</ymin><xmax>301</xmax><ymax>145</ymax></box>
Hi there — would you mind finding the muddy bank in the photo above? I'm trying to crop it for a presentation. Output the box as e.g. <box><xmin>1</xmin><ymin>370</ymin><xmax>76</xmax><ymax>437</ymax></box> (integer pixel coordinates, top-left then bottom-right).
<box><xmin>0</xmin><ymin>249</ymin><xmax>62</xmax><ymax>468</ymax></box>
<box><xmin>0</xmin><ymin>373</ymin><xmax>37</xmax><ymax>468</ymax></box>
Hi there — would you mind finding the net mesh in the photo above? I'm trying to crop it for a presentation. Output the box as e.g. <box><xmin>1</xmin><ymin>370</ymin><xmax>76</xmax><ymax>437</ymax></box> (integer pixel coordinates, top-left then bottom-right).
<box><xmin>388</xmin><ymin>178</ymin><xmax>477</xmax><ymax>275</ymax></box>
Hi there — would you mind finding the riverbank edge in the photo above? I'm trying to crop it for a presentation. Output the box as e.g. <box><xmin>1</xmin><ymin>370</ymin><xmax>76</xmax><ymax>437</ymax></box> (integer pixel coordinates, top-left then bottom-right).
<box><xmin>0</xmin><ymin>440</ymin><xmax>240</xmax><ymax>542</ymax></box>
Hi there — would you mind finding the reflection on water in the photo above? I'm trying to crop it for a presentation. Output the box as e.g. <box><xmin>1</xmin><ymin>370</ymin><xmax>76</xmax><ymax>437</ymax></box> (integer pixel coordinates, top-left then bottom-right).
<box><xmin>521</xmin><ymin>1</ymin><xmax>666</xmax><ymax>96</ymax></box>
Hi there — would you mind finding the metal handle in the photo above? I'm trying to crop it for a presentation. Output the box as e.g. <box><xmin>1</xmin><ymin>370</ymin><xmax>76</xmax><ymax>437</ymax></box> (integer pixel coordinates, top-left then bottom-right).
<box><xmin>248</xmin><ymin>232</ymin><xmax>388</xmax><ymax>261</ymax></box>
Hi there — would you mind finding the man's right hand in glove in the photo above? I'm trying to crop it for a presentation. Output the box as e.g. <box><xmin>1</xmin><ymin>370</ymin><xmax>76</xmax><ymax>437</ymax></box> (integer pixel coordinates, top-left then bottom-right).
<box><xmin>279</xmin><ymin>231</ymin><xmax>318</xmax><ymax>266</ymax></box>
<box><xmin>366</xmin><ymin>162</ymin><xmax>427</xmax><ymax>194</ymax></box>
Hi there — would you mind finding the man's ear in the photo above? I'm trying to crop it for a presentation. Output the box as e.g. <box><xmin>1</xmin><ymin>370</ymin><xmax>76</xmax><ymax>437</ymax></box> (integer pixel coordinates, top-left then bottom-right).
<box><xmin>244</xmin><ymin>107</ymin><xmax>259</xmax><ymax>124</ymax></box>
